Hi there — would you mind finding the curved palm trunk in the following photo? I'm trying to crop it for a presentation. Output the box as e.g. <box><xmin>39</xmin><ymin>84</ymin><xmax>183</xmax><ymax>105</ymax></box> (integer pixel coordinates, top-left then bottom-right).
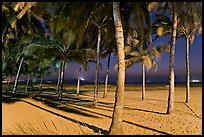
<box><xmin>56</xmin><ymin>63</ymin><xmax>62</xmax><ymax>94</ymax></box>
<box><xmin>93</xmin><ymin>27</ymin><xmax>101</xmax><ymax>107</ymax></box>
<box><xmin>76</xmin><ymin>65</ymin><xmax>81</xmax><ymax>96</ymax></box>
<box><xmin>185</xmin><ymin>37</ymin><xmax>190</xmax><ymax>103</ymax></box>
<box><xmin>39</xmin><ymin>76</ymin><xmax>43</xmax><ymax>93</ymax></box>
<box><xmin>109</xmin><ymin>2</ymin><xmax>125</xmax><ymax>135</ymax></box>
<box><xmin>167</xmin><ymin>3</ymin><xmax>177</xmax><ymax>115</ymax></box>
<box><xmin>103</xmin><ymin>52</ymin><xmax>111</xmax><ymax>98</ymax></box>
<box><xmin>142</xmin><ymin>63</ymin><xmax>145</xmax><ymax>100</ymax></box>
<box><xmin>25</xmin><ymin>75</ymin><xmax>31</xmax><ymax>93</ymax></box>
<box><xmin>58</xmin><ymin>59</ymin><xmax>66</xmax><ymax>100</ymax></box>
<box><xmin>13</xmin><ymin>56</ymin><xmax>24</xmax><ymax>94</ymax></box>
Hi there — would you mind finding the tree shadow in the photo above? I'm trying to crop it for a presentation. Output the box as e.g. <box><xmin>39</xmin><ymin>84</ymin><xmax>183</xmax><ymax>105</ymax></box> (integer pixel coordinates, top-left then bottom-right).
<box><xmin>124</xmin><ymin>106</ymin><xmax>166</xmax><ymax>115</ymax></box>
<box><xmin>53</xmin><ymin>101</ymin><xmax>171</xmax><ymax>135</ymax></box>
<box><xmin>123</xmin><ymin>120</ymin><xmax>171</xmax><ymax>135</ymax></box>
<box><xmin>41</xmin><ymin>88</ymin><xmax>56</xmax><ymax>92</ymax></box>
<box><xmin>2</xmin><ymin>92</ymin><xmax>29</xmax><ymax>104</ymax></box>
<box><xmin>36</xmin><ymin>93</ymin><xmax>113</xmax><ymax>112</ymax></box>
<box><xmin>184</xmin><ymin>103</ymin><xmax>201</xmax><ymax>119</ymax></box>
<box><xmin>145</xmin><ymin>98</ymin><xmax>167</xmax><ymax>102</ymax></box>
<box><xmin>17</xmin><ymin>99</ymin><xmax>108</xmax><ymax>135</ymax></box>
<box><xmin>33</xmin><ymin>96</ymin><xmax>99</xmax><ymax>118</ymax></box>
<box><xmin>3</xmin><ymin>91</ymin><xmax>173</xmax><ymax>135</ymax></box>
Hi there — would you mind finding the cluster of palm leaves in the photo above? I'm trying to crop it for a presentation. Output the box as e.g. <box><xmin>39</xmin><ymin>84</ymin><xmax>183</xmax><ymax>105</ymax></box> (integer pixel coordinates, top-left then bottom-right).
<box><xmin>2</xmin><ymin>2</ymin><xmax>202</xmax><ymax>134</ymax></box>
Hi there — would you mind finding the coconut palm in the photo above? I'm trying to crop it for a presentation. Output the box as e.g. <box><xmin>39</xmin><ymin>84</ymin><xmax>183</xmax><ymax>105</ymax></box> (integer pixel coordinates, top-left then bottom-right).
<box><xmin>109</xmin><ymin>2</ymin><xmax>125</xmax><ymax>135</ymax></box>
<box><xmin>75</xmin><ymin>59</ymin><xmax>97</xmax><ymax>96</ymax></box>
<box><xmin>2</xmin><ymin>39</ymin><xmax>19</xmax><ymax>80</ymax></box>
<box><xmin>124</xmin><ymin>31</ymin><xmax>167</xmax><ymax>100</ymax></box>
<box><xmin>166</xmin><ymin>2</ymin><xmax>178</xmax><ymax>115</ymax></box>
<box><xmin>76</xmin><ymin>65</ymin><xmax>81</xmax><ymax>96</ymax></box>
<box><xmin>100</xmin><ymin>25</ymin><xmax>116</xmax><ymax>98</ymax></box>
<box><xmin>2</xmin><ymin>2</ymin><xmax>45</xmax><ymax>94</ymax></box>
<box><xmin>85</xmin><ymin>2</ymin><xmax>114</xmax><ymax>107</ymax></box>
<box><xmin>24</xmin><ymin>33</ymin><xmax>96</xmax><ymax>100</ymax></box>
<box><xmin>122</xmin><ymin>2</ymin><xmax>167</xmax><ymax>100</ymax></box>
<box><xmin>177</xmin><ymin>2</ymin><xmax>202</xmax><ymax>103</ymax></box>
<box><xmin>153</xmin><ymin>2</ymin><xmax>202</xmax><ymax>113</ymax></box>
<box><xmin>103</xmin><ymin>52</ymin><xmax>111</xmax><ymax>98</ymax></box>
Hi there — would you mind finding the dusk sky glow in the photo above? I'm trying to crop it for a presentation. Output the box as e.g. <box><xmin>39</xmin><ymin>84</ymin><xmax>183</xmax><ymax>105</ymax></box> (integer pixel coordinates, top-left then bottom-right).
<box><xmin>36</xmin><ymin>34</ymin><xmax>202</xmax><ymax>83</ymax></box>
<box><xmin>13</xmin><ymin>5</ymin><xmax>202</xmax><ymax>84</ymax></box>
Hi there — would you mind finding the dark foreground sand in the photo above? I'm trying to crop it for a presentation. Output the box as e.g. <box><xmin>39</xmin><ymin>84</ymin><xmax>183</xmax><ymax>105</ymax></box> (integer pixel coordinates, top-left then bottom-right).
<box><xmin>2</xmin><ymin>84</ymin><xmax>202</xmax><ymax>135</ymax></box>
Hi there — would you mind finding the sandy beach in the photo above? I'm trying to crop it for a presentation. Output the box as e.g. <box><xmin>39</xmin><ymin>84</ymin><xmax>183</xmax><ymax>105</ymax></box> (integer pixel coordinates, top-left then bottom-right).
<box><xmin>2</xmin><ymin>84</ymin><xmax>202</xmax><ymax>135</ymax></box>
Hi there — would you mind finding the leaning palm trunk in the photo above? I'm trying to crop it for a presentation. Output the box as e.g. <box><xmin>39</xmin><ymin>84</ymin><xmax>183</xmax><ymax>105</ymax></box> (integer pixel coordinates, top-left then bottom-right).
<box><xmin>2</xmin><ymin>23</ymin><xmax>8</xmax><ymax>43</ymax></box>
<box><xmin>13</xmin><ymin>56</ymin><xmax>24</xmax><ymax>94</ymax></box>
<box><xmin>185</xmin><ymin>36</ymin><xmax>190</xmax><ymax>103</ymax></box>
<box><xmin>39</xmin><ymin>76</ymin><xmax>43</xmax><ymax>93</ymax></box>
<box><xmin>109</xmin><ymin>2</ymin><xmax>125</xmax><ymax>135</ymax></box>
<box><xmin>93</xmin><ymin>27</ymin><xmax>101</xmax><ymax>107</ymax></box>
<box><xmin>167</xmin><ymin>3</ymin><xmax>177</xmax><ymax>115</ymax></box>
<box><xmin>142</xmin><ymin>63</ymin><xmax>145</xmax><ymax>100</ymax></box>
<box><xmin>58</xmin><ymin>59</ymin><xmax>66</xmax><ymax>100</ymax></box>
<box><xmin>76</xmin><ymin>66</ymin><xmax>81</xmax><ymax>96</ymax></box>
<box><xmin>56</xmin><ymin>63</ymin><xmax>62</xmax><ymax>94</ymax></box>
<box><xmin>103</xmin><ymin>52</ymin><xmax>111</xmax><ymax>98</ymax></box>
<box><xmin>25</xmin><ymin>75</ymin><xmax>31</xmax><ymax>93</ymax></box>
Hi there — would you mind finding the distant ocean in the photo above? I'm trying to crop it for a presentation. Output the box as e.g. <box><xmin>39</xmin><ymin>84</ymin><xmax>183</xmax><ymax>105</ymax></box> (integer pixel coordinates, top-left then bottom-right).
<box><xmin>5</xmin><ymin>79</ymin><xmax>201</xmax><ymax>85</ymax></box>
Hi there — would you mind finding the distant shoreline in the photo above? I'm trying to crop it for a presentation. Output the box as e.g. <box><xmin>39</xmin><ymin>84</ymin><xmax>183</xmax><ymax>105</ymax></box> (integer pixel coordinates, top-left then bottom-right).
<box><xmin>2</xmin><ymin>82</ymin><xmax>202</xmax><ymax>86</ymax></box>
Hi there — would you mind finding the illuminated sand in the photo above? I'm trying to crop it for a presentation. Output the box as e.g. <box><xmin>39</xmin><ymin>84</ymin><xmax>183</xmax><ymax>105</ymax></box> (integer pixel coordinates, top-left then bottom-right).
<box><xmin>2</xmin><ymin>84</ymin><xmax>202</xmax><ymax>135</ymax></box>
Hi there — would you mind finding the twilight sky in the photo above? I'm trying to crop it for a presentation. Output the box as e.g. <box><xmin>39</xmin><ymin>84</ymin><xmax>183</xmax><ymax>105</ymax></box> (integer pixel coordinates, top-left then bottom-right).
<box><xmin>42</xmin><ymin>33</ymin><xmax>202</xmax><ymax>83</ymax></box>
<box><xmin>16</xmin><ymin>5</ymin><xmax>202</xmax><ymax>83</ymax></box>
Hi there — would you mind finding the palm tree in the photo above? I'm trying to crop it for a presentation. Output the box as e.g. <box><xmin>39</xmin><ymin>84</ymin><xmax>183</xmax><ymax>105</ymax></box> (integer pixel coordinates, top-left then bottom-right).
<box><xmin>55</xmin><ymin>61</ymin><xmax>62</xmax><ymax>94</ymax></box>
<box><xmin>88</xmin><ymin>2</ymin><xmax>114</xmax><ymax>107</ymax></box>
<box><xmin>2</xmin><ymin>39</ymin><xmax>19</xmax><ymax>81</ymax></box>
<box><xmin>24</xmin><ymin>34</ymin><xmax>96</xmax><ymax>100</ymax></box>
<box><xmin>2</xmin><ymin>2</ymin><xmax>45</xmax><ymax>94</ymax></box>
<box><xmin>153</xmin><ymin>2</ymin><xmax>202</xmax><ymax>105</ymax></box>
<box><xmin>103</xmin><ymin>52</ymin><xmax>111</xmax><ymax>98</ymax></box>
<box><xmin>76</xmin><ymin>59</ymin><xmax>96</xmax><ymax>96</ymax></box>
<box><xmin>109</xmin><ymin>2</ymin><xmax>125</xmax><ymax>134</ymax></box>
<box><xmin>122</xmin><ymin>2</ymin><xmax>166</xmax><ymax>100</ymax></box>
<box><xmin>25</xmin><ymin>75</ymin><xmax>31</xmax><ymax>93</ymax></box>
<box><xmin>101</xmin><ymin>28</ymin><xmax>116</xmax><ymax>98</ymax></box>
<box><xmin>166</xmin><ymin>2</ymin><xmax>178</xmax><ymax>115</ymax></box>
<box><xmin>124</xmin><ymin>31</ymin><xmax>166</xmax><ymax>100</ymax></box>
<box><xmin>155</xmin><ymin>2</ymin><xmax>201</xmax><ymax>113</ymax></box>
<box><xmin>76</xmin><ymin>65</ymin><xmax>81</xmax><ymax>96</ymax></box>
<box><xmin>177</xmin><ymin>2</ymin><xmax>202</xmax><ymax>103</ymax></box>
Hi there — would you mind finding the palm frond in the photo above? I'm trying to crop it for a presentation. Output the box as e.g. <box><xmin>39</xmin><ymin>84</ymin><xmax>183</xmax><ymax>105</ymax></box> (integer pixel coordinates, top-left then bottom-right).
<box><xmin>151</xmin><ymin>60</ymin><xmax>158</xmax><ymax>72</ymax></box>
<box><xmin>141</xmin><ymin>56</ymin><xmax>152</xmax><ymax>71</ymax></box>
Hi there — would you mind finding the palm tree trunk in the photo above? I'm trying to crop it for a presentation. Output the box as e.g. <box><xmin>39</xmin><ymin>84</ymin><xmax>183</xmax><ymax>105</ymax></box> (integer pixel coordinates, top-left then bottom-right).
<box><xmin>6</xmin><ymin>78</ymin><xmax>11</xmax><ymax>92</ymax></box>
<box><xmin>2</xmin><ymin>22</ymin><xmax>8</xmax><ymax>43</ymax></box>
<box><xmin>103</xmin><ymin>52</ymin><xmax>111</xmax><ymax>98</ymax></box>
<box><xmin>56</xmin><ymin>63</ymin><xmax>62</xmax><ymax>94</ymax></box>
<box><xmin>93</xmin><ymin>27</ymin><xmax>101</xmax><ymax>107</ymax></box>
<box><xmin>39</xmin><ymin>76</ymin><xmax>43</xmax><ymax>93</ymax></box>
<box><xmin>76</xmin><ymin>65</ymin><xmax>81</xmax><ymax>96</ymax></box>
<box><xmin>109</xmin><ymin>2</ymin><xmax>125</xmax><ymax>135</ymax></box>
<box><xmin>142</xmin><ymin>63</ymin><xmax>145</xmax><ymax>100</ymax></box>
<box><xmin>58</xmin><ymin>59</ymin><xmax>66</xmax><ymax>100</ymax></box>
<box><xmin>149</xmin><ymin>33</ymin><xmax>153</xmax><ymax>48</ymax></box>
<box><xmin>13</xmin><ymin>56</ymin><xmax>24</xmax><ymax>94</ymax></box>
<box><xmin>167</xmin><ymin>2</ymin><xmax>177</xmax><ymax>115</ymax></box>
<box><xmin>25</xmin><ymin>75</ymin><xmax>31</xmax><ymax>93</ymax></box>
<box><xmin>185</xmin><ymin>36</ymin><xmax>190</xmax><ymax>103</ymax></box>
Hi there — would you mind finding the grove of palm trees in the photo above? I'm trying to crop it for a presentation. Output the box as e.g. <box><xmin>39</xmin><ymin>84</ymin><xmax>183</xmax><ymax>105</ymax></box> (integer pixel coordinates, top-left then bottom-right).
<box><xmin>2</xmin><ymin>2</ymin><xmax>202</xmax><ymax>135</ymax></box>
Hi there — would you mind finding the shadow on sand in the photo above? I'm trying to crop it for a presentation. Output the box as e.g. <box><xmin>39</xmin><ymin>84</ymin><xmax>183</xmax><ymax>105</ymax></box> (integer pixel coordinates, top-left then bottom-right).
<box><xmin>2</xmin><ymin>89</ymin><xmax>172</xmax><ymax>135</ymax></box>
<box><xmin>19</xmin><ymin>99</ymin><xmax>108</xmax><ymax>134</ymax></box>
